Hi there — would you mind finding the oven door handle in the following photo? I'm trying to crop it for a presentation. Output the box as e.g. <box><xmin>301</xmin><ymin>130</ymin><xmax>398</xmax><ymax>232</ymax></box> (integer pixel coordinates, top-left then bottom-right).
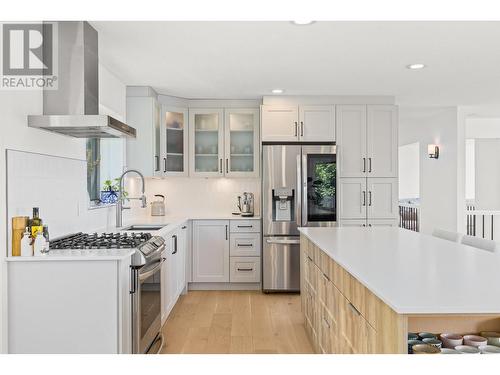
<box><xmin>139</xmin><ymin>258</ymin><xmax>165</xmax><ymax>281</ymax></box>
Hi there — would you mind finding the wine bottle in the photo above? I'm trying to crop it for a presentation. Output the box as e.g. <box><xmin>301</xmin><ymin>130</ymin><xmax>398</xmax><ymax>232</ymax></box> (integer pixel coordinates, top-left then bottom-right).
<box><xmin>30</xmin><ymin>207</ymin><xmax>43</xmax><ymax>237</ymax></box>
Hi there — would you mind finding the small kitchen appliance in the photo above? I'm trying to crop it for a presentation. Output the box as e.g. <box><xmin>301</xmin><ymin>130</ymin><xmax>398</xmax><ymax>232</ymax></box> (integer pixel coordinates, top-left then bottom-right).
<box><xmin>151</xmin><ymin>194</ymin><xmax>166</xmax><ymax>216</ymax></box>
<box><xmin>237</xmin><ymin>192</ymin><xmax>254</xmax><ymax>217</ymax></box>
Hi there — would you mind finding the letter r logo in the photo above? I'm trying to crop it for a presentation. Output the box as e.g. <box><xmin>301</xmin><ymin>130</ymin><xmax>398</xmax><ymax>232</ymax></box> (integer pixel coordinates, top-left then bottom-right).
<box><xmin>2</xmin><ymin>23</ymin><xmax>53</xmax><ymax>75</ymax></box>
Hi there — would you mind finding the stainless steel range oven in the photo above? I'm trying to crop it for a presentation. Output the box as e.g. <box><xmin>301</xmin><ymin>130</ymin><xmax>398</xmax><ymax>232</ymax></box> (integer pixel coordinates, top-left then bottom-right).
<box><xmin>130</xmin><ymin>236</ymin><xmax>165</xmax><ymax>354</ymax></box>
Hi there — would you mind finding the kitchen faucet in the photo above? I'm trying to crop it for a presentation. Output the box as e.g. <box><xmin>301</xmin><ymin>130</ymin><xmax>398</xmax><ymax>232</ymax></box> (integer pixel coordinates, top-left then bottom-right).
<box><xmin>116</xmin><ymin>169</ymin><xmax>147</xmax><ymax>227</ymax></box>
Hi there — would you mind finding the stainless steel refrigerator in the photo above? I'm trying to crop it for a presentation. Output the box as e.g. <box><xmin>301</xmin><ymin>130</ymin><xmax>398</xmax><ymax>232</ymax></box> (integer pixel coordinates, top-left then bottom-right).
<box><xmin>262</xmin><ymin>144</ymin><xmax>337</xmax><ymax>292</ymax></box>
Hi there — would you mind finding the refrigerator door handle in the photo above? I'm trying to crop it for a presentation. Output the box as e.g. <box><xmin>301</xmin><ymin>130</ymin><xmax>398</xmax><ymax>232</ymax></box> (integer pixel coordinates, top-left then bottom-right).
<box><xmin>296</xmin><ymin>153</ymin><xmax>302</xmax><ymax>228</ymax></box>
<box><xmin>266</xmin><ymin>238</ymin><xmax>301</xmax><ymax>245</ymax></box>
<box><xmin>301</xmin><ymin>153</ymin><xmax>308</xmax><ymax>227</ymax></box>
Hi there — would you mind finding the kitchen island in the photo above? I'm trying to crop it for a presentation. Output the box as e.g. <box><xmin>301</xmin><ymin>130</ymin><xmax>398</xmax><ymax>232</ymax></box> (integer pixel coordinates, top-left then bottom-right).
<box><xmin>299</xmin><ymin>227</ymin><xmax>500</xmax><ymax>354</ymax></box>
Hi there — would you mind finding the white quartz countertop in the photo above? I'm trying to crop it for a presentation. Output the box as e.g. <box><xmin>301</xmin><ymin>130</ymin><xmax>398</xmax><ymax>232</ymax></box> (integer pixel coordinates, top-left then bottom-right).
<box><xmin>7</xmin><ymin>214</ymin><xmax>261</xmax><ymax>262</ymax></box>
<box><xmin>298</xmin><ymin>227</ymin><xmax>500</xmax><ymax>314</ymax></box>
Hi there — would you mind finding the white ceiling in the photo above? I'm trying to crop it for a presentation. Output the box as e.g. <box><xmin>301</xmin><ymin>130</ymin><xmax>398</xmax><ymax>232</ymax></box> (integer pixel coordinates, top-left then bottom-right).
<box><xmin>91</xmin><ymin>21</ymin><xmax>500</xmax><ymax>106</ymax></box>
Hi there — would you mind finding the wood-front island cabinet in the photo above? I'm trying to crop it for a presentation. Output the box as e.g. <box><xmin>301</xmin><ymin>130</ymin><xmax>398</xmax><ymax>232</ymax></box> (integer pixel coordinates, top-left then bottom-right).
<box><xmin>300</xmin><ymin>235</ymin><xmax>406</xmax><ymax>354</ymax></box>
<box><xmin>300</xmin><ymin>230</ymin><xmax>500</xmax><ymax>354</ymax></box>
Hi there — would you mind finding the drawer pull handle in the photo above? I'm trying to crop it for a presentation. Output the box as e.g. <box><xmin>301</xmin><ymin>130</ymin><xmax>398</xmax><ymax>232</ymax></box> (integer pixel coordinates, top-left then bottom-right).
<box><xmin>322</xmin><ymin>273</ymin><xmax>330</xmax><ymax>281</ymax></box>
<box><xmin>322</xmin><ymin>318</ymin><xmax>330</xmax><ymax>329</ymax></box>
<box><xmin>307</xmin><ymin>256</ymin><xmax>313</xmax><ymax>262</ymax></box>
<box><xmin>237</xmin><ymin>225</ymin><xmax>253</xmax><ymax>228</ymax></box>
<box><xmin>348</xmin><ymin>302</ymin><xmax>361</xmax><ymax>316</ymax></box>
<box><xmin>237</xmin><ymin>243</ymin><xmax>253</xmax><ymax>247</ymax></box>
<box><xmin>237</xmin><ymin>268</ymin><xmax>254</xmax><ymax>272</ymax></box>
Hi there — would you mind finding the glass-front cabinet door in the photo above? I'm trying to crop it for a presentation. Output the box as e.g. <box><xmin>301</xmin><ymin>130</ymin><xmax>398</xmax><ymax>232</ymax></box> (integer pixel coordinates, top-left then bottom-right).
<box><xmin>189</xmin><ymin>109</ymin><xmax>224</xmax><ymax>177</ymax></box>
<box><xmin>224</xmin><ymin>108</ymin><xmax>260</xmax><ymax>178</ymax></box>
<box><xmin>162</xmin><ymin>107</ymin><xmax>188</xmax><ymax>176</ymax></box>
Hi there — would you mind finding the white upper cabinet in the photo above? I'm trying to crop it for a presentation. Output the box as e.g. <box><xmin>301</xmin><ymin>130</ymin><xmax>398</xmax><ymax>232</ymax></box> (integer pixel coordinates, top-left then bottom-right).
<box><xmin>338</xmin><ymin>177</ymin><xmax>367</xmax><ymax>220</ymax></box>
<box><xmin>189</xmin><ymin>108</ymin><xmax>225</xmax><ymax>177</ymax></box>
<box><xmin>261</xmin><ymin>105</ymin><xmax>335</xmax><ymax>142</ymax></box>
<box><xmin>337</xmin><ymin>105</ymin><xmax>397</xmax><ymax>178</ymax></box>
<box><xmin>162</xmin><ymin>106</ymin><xmax>188</xmax><ymax>176</ymax></box>
<box><xmin>126</xmin><ymin>96</ymin><xmax>160</xmax><ymax>176</ymax></box>
<box><xmin>367</xmin><ymin>105</ymin><xmax>398</xmax><ymax>178</ymax></box>
<box><xmin>299</xmin><ymin>105</ymin><xmax>335</xmax><ymax>142</ymax></box>
<box><xmin>337</xmin><ymin>105</ymin><xmax>367</xmax><ymax>178</ymax></box>
<box><xmin>261</xmin><ymin>105</ymin><xmax>299</xmax><ymax>142</ymax></box>
<box><xmin>366</xmin><ymin>178</ymin><xmax>398</xmax><ymax>220</ymax></box>
<box><xmin>224</xmin><ymin>108</ymin><xmax>260</xmax><ymax>178</ymax></box>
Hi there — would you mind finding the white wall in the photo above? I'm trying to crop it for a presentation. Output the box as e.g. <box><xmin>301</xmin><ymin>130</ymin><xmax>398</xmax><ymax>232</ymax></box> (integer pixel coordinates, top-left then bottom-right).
<box><xmin>398</xmin><ymin>142</ymin><xmax>420</xmax><ymax>200</ymax></box>
<box><xmin>465</xmin><ymin>139</ymin><xmax>475</xmax><ymax>200</ymax></box>
<box><xmin>399</xmin><ymin>107</ymin><xmax>458</xmax><ymax>234</ymax></box>
<box><xmin>474</xmin><ymin>139</ymin><xmax>500</xmax><ymax>210</ymax></box>
<box><xmin>0</xmin><ymin>64</ymin><xmax>127</xmax><ymax>353</ymax></box>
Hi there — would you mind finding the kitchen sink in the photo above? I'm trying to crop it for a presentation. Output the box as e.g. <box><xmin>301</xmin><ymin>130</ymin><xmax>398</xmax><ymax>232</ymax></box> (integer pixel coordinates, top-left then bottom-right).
<box><xmin>121</xmin><ymin>224</ymin><xmax>167</xmax><ymax>231</ymax></box>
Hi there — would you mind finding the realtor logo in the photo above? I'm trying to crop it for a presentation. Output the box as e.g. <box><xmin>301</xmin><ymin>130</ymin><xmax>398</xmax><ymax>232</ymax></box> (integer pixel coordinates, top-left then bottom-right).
<box><xmin>1</xmin><ymin>22</ymin><xmax>58</xmax><ymax>89</ymax></box>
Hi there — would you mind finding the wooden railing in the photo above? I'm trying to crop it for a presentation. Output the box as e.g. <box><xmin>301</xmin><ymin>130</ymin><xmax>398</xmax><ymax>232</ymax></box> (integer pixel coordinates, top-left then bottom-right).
<box><xmin>399</xmin><ymin>202</ymin><xmax>419</xmax><ymax>232</ymax></box>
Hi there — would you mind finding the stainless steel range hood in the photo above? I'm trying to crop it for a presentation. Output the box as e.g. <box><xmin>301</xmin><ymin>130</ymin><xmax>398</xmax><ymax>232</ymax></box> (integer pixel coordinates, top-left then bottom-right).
<box><xmin>28</xmin><ymin>21</ymin><xmax>136</xmax><ymax>138</ymax></box>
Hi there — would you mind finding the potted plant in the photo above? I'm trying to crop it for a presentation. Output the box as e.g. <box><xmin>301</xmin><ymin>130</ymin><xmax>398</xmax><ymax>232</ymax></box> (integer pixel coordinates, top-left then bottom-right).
<box><xmin>100</xmin><ymin>178</ymin><xmax>127</xmax><ymax>204</ymax></box>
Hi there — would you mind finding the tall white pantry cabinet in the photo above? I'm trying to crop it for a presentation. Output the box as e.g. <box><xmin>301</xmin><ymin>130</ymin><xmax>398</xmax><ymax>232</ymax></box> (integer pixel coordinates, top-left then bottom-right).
<box><xmin>336</xmin><ymin>105</ymin><xmax>398</xmax><ymax>227</ymax></box>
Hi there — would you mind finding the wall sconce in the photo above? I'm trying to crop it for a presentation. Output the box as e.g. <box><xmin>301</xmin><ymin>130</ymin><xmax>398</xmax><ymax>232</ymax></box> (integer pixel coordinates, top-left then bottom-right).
<box><xmin>428</xmin><ymin>144</ymin><xmax>439</xmax><ymax>159</ymax></box>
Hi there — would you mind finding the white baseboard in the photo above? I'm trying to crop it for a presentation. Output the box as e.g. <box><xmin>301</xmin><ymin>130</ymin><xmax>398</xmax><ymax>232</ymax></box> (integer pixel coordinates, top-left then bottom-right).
<box><xmin>188</xmin><ymin>282</ymin><xmax>261</xmax><ymax>291</ymax></box>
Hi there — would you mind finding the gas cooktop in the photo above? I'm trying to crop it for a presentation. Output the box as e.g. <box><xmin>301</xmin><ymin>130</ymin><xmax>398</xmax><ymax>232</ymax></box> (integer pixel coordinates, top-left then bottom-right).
<box><xmin>49</xmin><ymin>232</ymin><xmax>153</xmax><ymax>250</ymax></box>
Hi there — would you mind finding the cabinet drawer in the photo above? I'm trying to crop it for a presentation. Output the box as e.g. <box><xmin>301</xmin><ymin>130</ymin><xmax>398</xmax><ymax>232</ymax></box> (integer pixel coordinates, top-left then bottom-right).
<box><xmin>230</xmin><ymin>233</ymin><xmax>261</xmax><ymax>256</ymax></box>
<box><xmin>341</xmin><ymin>269</ymin><xmax>377</xmax><ymax>329</ymax></box>
<box><xmin>230</xmin><ymin>220</ymin><xmax>260</xmax><ymax>233</ymax></box>
<box><xmin>339</xmin><ymin>295</ymin><xmax>376</xmax><ymax>354</ymax></box>
<box><xmin>230</xmin><ymin>256</ymin><xmax>261</xmax><ymax>283</ymax></box>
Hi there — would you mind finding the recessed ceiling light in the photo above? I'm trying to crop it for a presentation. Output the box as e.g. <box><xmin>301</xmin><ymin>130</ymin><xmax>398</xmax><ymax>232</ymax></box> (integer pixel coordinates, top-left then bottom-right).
<box><xmin>291</xmin><ymin>20</ymin><xmax>315</xmax><ymax>26</ymax></box>
<box><xmin>406</xmin><ymin>63</ymin><xmax>426</xmax><ymax>70</ymax></box>
<box><xmin>271</xmin><ymin>89</ymin><xmax>284</xmax><ymax>94</ymax></box>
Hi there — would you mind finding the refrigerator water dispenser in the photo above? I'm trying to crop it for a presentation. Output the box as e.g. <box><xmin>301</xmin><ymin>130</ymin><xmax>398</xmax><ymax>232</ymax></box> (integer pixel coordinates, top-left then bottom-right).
<box><xmin>272</xmin><ymin>187</ymin><xmax>294</xmax><ymax>221</ymax></box>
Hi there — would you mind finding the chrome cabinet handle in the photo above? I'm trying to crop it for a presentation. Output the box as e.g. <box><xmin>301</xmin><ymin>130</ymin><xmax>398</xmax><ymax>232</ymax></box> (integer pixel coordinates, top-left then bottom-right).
<box><xmin>369</xmin><ymin>191</ymin><xmax>372</xmax><ymax>206</ymax></box>
<box><xmin>237</xmin><ymin>243</ymin><xmax>253</xmax><ymax>247</ymax></box>
<box><xmin>237</xmin><ymin>268</ymin><xmax>254</xmax><ymax>272</ymax></box>
<box><xmin>130</xmin><ymin>268</ymin><xmax>138</xmax><ymax>294</ymax></box>
<box><xmin>225</xmin><ymin>225</ymin><xmax>228</xmax><ymax>240</ymax></box>
<box><xmin>237</xmin><ymin>225</ymin><xmax>253</xmax><ymax>228</ymax></box>
<box><xmin>368</xmin><ymin>157</ymin><xmax>372</xmax><ymax>173</ymax></box>
<box><xmin>219</xmin><ymin>159</ymin><xmax>223</xmax><ymax>173</ymax></box>
<box><xmin>172</xmin><ymin>234</ymin><xmax>178</xmax><ymax>254</ymax></box>
<box><xmin>163</xmin><ymin>157</ymin><xmax>167</xmax><ymax>173</ymax></box>
<box><xmin>294</xmin><ymin>121</ymin><xmax>298</xmax><ymax>137</ymax></box>
<box><xmin>362</xmin><ymin>157</ymin><xmax>366</xmax><ymax>173</ymax></box>
<box><xmin>348</xmin><ymin>302</ymin><xmax>361</xmax><ymax>316</ymax></box>
<box><xmin>362</xmin><ymin>191</ymin><xmax>366</xmax><ymax>206</ymax></box>
<box><xmin>226</xmin><ymin>158</ymin><xmax>229</xmax><ymax>173</ymax></box>
<box><xmin>300</xmin><ymin>121</ymin><xmax>304</xmax><ymax>136</ymax></box>
<box><xmin>307</xmin><ymin>255</ymin><xmax>313</xmax><ymax>262</ymax></box>
<box><xmin>322</xmin><ymin>272</ymin><xmax>330</xmax><ymax>281</ymax></box>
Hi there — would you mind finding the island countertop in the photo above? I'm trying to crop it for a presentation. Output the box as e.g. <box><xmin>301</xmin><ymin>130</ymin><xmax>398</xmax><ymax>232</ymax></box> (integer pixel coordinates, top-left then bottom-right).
<box><xmin>298</xmin><ymin>227</ymin><xmax>500</xmax><ymax>315</ymax></box>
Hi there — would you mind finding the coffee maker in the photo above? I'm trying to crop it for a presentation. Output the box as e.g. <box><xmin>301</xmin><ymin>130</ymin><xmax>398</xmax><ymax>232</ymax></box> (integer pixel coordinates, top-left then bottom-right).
<box><xmin>237</xmin><ymin>192</ymin><xmax>254</xmax><ymax>217</ymax></box>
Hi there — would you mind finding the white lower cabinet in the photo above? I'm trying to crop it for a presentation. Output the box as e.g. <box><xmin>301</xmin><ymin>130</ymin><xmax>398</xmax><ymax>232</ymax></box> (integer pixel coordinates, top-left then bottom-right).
<box><xmin>161</xmin><ymin>223</ymin><xmax>188</xmax><ymax>325</ymax></box>
<box><xmin>192</xmin><ymin>220</ymin><xmax>230</xmax><ymax>282</ymax></box>
<box><xmin>191</xmin><ymin>219</ymin><xmax>261</xmax><ymax>285</ymax></box>
<box><xmin>230</xmin><ymin>257</ymin><xmax>261</xmax><ymax>283</ymax></box>
<box><xmin>230</xmin><ymin>232</ymin><xmax>261</xmax><ymax>257</ymax></box>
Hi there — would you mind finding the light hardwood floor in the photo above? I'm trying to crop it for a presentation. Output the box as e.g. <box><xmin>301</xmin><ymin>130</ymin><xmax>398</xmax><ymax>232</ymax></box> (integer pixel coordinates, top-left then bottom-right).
<box><xmin>160</xmin><ymin>290</ymin><xmax>314</xmax><ymax>354</ymax></box>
